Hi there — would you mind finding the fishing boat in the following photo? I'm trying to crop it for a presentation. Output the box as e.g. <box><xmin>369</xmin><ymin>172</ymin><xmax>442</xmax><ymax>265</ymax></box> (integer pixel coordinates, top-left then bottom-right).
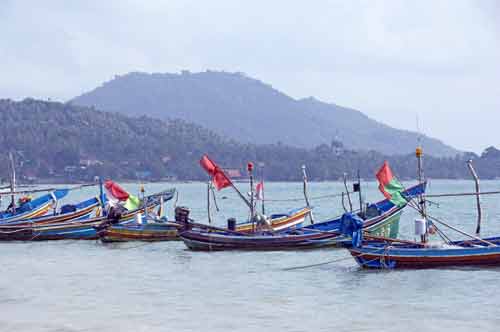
<box><xmin>1</xmin><ymin>195</ymin><xmax>103</xmax><ymax>226</ymax></box>
<box><xmin>99</xmin><ymin>155</ymin><xmax>311</xmax><ymax>244</ymax></box>
<box><xmin>179</xmin><ymin>182</ymin><xmax>425</xmax><ymax>251</ymax></box>
<box><xmin>0</xmin><ymin>189</ymin><xmax>175</xmax><ymax>241</ymax></box>
<box><xmin>179</xmin><ymin>159</ymin><xmax>425</xmax><ymax>251</ymax></box>
<box><xmin>0</xmin><ymin>189</ymin><xmax>69</xmax><ymax>223</ymax></box>
<box><xmin>97</xmin><ymin>206</ymin><xmax>311</xmax><ymax>242</ymax></box>
<box><xmin>346</xmin><ymin>237</ymin><xmax>500</xmax><ymax>269</ymax></box>
<box><xmin>343</xmin><ymin>147</ymin><xmax>500</xmax><ymax>269</ymax></box>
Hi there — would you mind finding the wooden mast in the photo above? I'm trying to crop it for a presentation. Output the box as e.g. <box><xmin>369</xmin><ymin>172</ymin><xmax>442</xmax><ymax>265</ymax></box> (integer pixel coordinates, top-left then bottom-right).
<box><xmin>8</xmin><ymin>152</ymin><xmax>16</xmax><ymax>210</ymax></box>
<box><xmin>302</xmin><ymin>165</ymin><xmax>314</xmax><ymax>223</ymax></box>
<box><xmin>416</xmin><ymin>146</ymin><xmax>427</xmax><ymax>243</ymax></box>
<box><xmin>466</xmin><ymin>160</ymin><xmax>482</xmax><ymax>235</ymax></box>
<box><xmin>343</xmin><ymin>173</ymin><xmax>353</xmax><ymax>212</ymax></box>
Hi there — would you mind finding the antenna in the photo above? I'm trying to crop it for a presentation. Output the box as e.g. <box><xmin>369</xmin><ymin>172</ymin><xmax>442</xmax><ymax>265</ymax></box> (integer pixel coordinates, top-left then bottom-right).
<box><xmin>416</xmin><ymin>114</ymin><xmax>424</xmax><ymax>147</ymax></box>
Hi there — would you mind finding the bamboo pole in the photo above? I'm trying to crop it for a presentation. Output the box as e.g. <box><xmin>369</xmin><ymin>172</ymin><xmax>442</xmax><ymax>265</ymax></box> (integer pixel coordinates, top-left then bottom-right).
<box><xmin>260</xmin><ymin>163</ymin><xmax>265</xmax><ymax>215</ymax></box>
<box><xmin>302</xmin><ymin>165</ymin><xmax>314</xmax><ymax>223</ymax></box>
<box><xmin>356</xmin><ymin>170</ymin><xmax>363</xmax><ymax>217</ymax></box>
<box><xmin>9</xmin><ymin>152</ymin><xmax>16</xmax><ymax>210</ymax></box>
<box><xmin>343</xmin><ymin>173</ymin><xmax>353</xmax><ymax>212</ymax></box>
<box><xmin>207</xmin><ymin>180</ymin><xmax>212</xmax><ymax>224</ymax></box>
<box><xmin>466</xmin><ymin>160</ymin><xmax>482</xmax><ymax>235</ymax></box>
<box><xmin>416</xmin><ymin>146</ymin><xmax>427</xmax><ymax>243</ymax></box>
<box><xmin>248</xmin><ymin>162</ymin><xmax>255</xmax><ymax>232</ymax></box>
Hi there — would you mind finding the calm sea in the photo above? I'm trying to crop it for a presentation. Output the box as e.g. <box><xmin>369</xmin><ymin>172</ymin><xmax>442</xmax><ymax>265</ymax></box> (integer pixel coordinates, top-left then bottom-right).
<box><xmin>1</xmin><ymin>180</ymin><xmax>500</xmax><ymax>332</ymax></box>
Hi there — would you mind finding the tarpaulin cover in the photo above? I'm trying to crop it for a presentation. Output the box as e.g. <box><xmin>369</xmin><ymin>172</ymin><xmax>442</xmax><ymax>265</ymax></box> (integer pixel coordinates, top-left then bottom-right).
<box><xmin>340</xmin><ymin>212</ymin><xmax>364</xmax><ymax>247</ymax></box>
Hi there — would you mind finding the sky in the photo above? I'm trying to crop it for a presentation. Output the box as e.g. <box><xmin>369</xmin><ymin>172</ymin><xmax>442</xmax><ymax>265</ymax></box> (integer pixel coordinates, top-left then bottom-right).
<box><xmin>1</xmin><ymin>0</ymin><xmax>499</xmax><ymax>153</ymax></box>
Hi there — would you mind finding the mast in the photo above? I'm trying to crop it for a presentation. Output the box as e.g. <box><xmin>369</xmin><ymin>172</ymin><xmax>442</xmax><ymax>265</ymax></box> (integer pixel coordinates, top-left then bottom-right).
<box><xmin>343</xmin><ymin>173</ymin><xmax>353</xmax><ymax>212</ymax></box>
<box><xmin>352</xmin><ymin>170</ymin><xmax>363</xmax><ymax>217</ymax></box>
<box><xmin>207</xmin><ymin>180</ymin><xmax>212</xmax><ymax>224</ymax></box>
<box><xmin>466</xmin><ymin>160</ymin><xmax>482</xmax><ymax>235</ymax></box>
<box><xmin>248</xmin><ymin>162</ymin><xmax>255</xmax><ymax>231</ymax></box>
<box><xmin>259</xmin><ymin>162</ymin><xmax>265</xmax><ymax>215</ymax></box>
<box><xmin>302</xmin><ymin>165</ymin><xmax>314</xmax><ymax>223</ymax></box>
<box><xmin>8</xmin><ymin>152</ymin><xmax>16</xmax><ymax>210</ymax></box>
<box><xmin>416</xmin><ymin>146</ymin><xmax>427</xmax><ymax>243</ymax></box>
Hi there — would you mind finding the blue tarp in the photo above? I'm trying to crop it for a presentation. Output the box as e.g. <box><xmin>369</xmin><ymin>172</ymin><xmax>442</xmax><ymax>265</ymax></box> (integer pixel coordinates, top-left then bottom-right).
<box><xmin>340</xmin><ymin>212</ymin><xmax>364</xmax><ymax>247</ymax></box>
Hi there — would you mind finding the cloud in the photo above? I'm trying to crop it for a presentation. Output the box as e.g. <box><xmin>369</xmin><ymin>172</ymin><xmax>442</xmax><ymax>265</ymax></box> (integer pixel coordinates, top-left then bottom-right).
<box><xmin>0</xmin><ymin>0</ymin><xmax>498</xmax><ymax>152</ymax></box>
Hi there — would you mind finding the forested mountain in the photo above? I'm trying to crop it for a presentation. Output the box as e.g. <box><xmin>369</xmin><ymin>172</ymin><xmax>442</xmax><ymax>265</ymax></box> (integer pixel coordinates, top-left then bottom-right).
<box><xmin>0</xmin><ymin>99</ymin><xmax>497</xmax><ymax>183</ymax></box>
<box><xmin>71</xmin><ymin>71</ymin><xmax>459</xmax><ymax>157</ymax></box>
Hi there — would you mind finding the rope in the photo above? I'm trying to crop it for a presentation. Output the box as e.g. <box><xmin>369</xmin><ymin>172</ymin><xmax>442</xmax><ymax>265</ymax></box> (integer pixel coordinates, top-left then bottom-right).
<box><xmin>223</xmin><ymin>191</ymin><xmax>348</xmax><ymax>203</ymax></box>
<box><xmin>281</xmin><ymin>254</ymin><xmax>355</xmax><ymax>271</ymax></box>
<box><xmin>0</xmin><ymin>183</ymin><xmax>98</xmax><ymax>197</ymax></box>
<box><xmin>426</xmin><ymin>190</ymin><xmax>500</xmax><ymax>198</ymax></box>
<box><xmin>281</xmin><ymin>246</ymin><xmax>389</xmax><ymax>271</ymax></box>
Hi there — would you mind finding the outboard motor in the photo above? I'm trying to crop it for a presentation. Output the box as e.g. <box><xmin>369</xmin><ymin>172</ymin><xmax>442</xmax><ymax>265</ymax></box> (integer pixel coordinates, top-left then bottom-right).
<box><xmin>175</xmin><ymin>206</ymin><xmax>190</xmax><ymax>224</ymax></box>
<box><xmin>227</xmin><ymin>218</ymin><xmax>236</xmax><ymax>231</ymax></box>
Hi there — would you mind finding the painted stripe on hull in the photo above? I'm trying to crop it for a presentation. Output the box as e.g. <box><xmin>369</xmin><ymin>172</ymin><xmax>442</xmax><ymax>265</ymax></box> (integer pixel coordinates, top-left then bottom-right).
<box><xmin>349</xmin><ymin>246</ymin><xmax>500</xmax><ymax>269</ymax></box>
<box><xmin>236</xmin><ymin>208</ymin><xmax>310</xmax><ymax>232</ymax></box>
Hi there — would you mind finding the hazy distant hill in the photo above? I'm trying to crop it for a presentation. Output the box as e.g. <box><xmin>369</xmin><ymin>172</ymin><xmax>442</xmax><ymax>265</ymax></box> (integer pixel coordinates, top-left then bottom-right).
<box><xmin>2</xmin><ymin>99</ymin><xmax>489</xmax><ymax>182</ymax></box>
<box><xmin>71</xmin><ymin>71</ymin><xmax>459</xmax><ymax>156</ymax></box>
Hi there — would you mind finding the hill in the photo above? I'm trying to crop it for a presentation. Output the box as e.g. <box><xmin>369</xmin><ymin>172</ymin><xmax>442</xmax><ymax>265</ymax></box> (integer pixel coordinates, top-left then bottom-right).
<box><xmin>1</xmin><ymin>99</ymin><xmax>496</xmax><ymax>183</ymax></box>
<box><xmin>71</xmin><ymin>71</ymin><xmax>459</xmax><ymax>157</ymax></box>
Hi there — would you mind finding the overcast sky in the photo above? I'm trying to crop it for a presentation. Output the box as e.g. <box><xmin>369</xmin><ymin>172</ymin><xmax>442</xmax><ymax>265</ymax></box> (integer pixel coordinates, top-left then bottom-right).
<box><xmin>1</xmin><ymin>0</ymin><xmax>498</xmax><ymax>153</ymax></box>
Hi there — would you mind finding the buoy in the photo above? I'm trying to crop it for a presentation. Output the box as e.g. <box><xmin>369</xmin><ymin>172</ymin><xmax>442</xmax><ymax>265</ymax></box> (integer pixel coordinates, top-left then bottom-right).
<box><xmin>414</xmin><ymin>218</ymin><xmax>427</xmax><ymax>236</ymax></box>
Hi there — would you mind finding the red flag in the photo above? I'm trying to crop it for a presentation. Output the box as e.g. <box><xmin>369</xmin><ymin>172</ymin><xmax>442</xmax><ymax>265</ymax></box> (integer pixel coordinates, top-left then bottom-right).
<box><xmin>376</xmin><ymin>161</ymin><xmax>393</xmax><ymax>199</ymax></box>
<box><xmin>256</xmin><ymin>181</ymin><xmax>264</xmax><ymax>200</ymax></box>
<box><xmin>104</xmin><ymin>180</ymin><xmax>130</xmax><ymax>201</ymax></box>
<box><xmin>200</xmin><ymin>155</ymin><xmax>232</xmax><ymax>190</ymax></box>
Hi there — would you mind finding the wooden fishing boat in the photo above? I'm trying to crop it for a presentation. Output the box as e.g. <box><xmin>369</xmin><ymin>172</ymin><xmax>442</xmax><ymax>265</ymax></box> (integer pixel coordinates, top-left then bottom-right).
<box><xmin>347</xmin><ymin>236</ymin><xmax>500</xmax><ymax>269</ymax></box>
<box><xmin>97</xmin><ymin>206</ymin><xmax>311</xmax><ymax>242</ymax></box>
<box><xmin>180</xmin><ymin>228</ymin><xmax>343</xmax><ymax>251</ymax></box>
<box><xmin>0</xmin><ymin>189</ymin><xmax>69</xmax><ymax>223</ymax></box>
<box><xmin>343</xmin><ymin>148</ymin><xmax>500</xmax><ymax>269</ymax></box>
<box><xmin>179</xmin><ymin>183</ymin><xmax>425</xmax><ymax>251</ymax></box>
<box><xmin>98</xmin><ymin>221</ymin><xmax>182</xmax><ymax>242</ymax></box>
<box><xmin>180</xmin><ymin>209</ymin><xmax>392</xmax><ymax>251</ymax></box>
<box><xmin>0</xmin><ymin>189</ymin><xmax>175</xmax><ymax>241</ymax></box>
<box><xmin>1</xmin><ymin>196</ymin><xmax>102</xmax><ymax>226</ymax></box>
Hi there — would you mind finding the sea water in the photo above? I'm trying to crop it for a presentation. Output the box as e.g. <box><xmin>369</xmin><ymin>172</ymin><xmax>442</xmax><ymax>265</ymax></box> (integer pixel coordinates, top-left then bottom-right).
<box><xmin>1</xmin><ymin>180</ymin><xmax>500</xmax><ymax>332</ymax></box>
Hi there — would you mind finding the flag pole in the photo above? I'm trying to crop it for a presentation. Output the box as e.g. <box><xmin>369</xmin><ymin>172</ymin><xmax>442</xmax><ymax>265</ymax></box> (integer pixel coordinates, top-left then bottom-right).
<box><xmin>302</xmin><ymin>165</ymin><xmax>314</xmax><ymax>224</ymax></box>
<box><xmin>207</xmin><ymin>180</ymin><xmax>212</xmax><ymax>224</ymax></box>
<box><xmin>343</xmin><ymin>173</ymin><xmax>353</xmax><ymax>212</ymax></box>
<box><xmin>356</xmin><ymin>170</ymin><xmax>363</xmax><ymax>218</ymax></box>
<box><xmin>229</xmin><ymin>182</ymin><xmax>252</xmax><ymax>209</ymax></box>
<box><xmin>416</xmin><ymin>146</ymin><xmax>428</xmax><ymax>243</ymax></box>
<box><xmin>466</xmin><ymin>160</ymin><xmax>482</xmax><ymax>235</ymax></box>
<box><xmin>9</xmin><ymin>152</ymin><xmax>16</xmax><ymax>211</ymax></box>
<box><xmin>248</xmin><ymin>162</ymin><xmax>255</xmax><ymax>231</ymax></box>
<box><xmin>260</xmin><ymin>163</ymin><xmax>265</xmax><ymax>215</ymax></box>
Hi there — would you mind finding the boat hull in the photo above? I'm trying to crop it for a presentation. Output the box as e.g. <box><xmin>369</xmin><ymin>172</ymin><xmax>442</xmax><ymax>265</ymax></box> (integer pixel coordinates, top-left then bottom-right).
<box><xmin>99</xmin><ymin>222</ymin><xmax>181</xmax><ymax>242</ymax></box>
<box><xmin>0</xmin><ymin>197</ymin><xmax>167</xmax><ymax>241</ymax></box>
<box><xmin>349</xmin><ymin>240</ymin><xmax>500</xmax><ymax>269</ymax></box>
<box><xmin>100</xmin><ymin>207</ymin><xmax>312</xmax><ymax>243</ymax></box>
<box><xmin>181</xmin><ymin>230</ymin><xmax>341</xmax><ymax>251</ymax></box>
<box><xmin>180</xmin><ymin>207</ymin><xmax>403</xmax><ymax>251</ymax></box>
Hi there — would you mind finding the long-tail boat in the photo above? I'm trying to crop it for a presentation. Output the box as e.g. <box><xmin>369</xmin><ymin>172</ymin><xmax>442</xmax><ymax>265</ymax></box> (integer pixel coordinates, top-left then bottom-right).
<box><xmin>179</xmin><ymin>182</ymin><xmax>425</xmax><ymax>251</ymax></box>
<box><xmin>346</xmin><ymin>236</ymin><xmax>500</xmax><ymax>269</ymax></box>
<box><xmin>343</xmin><ymin>147</ymin><xmax>500</xmax><ymax>269</ymax></box>
<box><xmin>0</xmin><ymin>189</ymin><xmax>175</xmax><ymax>241</ymax></box>
<box><xmin>0</xmin><ymin>189</ymin><xmax>69</xmax><ymax>223</ymax></box>
<box><xmin>97</xmin><ymin>206</ymin><xmax>311</xmax><ymax>242</ymax></box>
<box><xmin>1</xmin><ymin>195</ymin><xmax>103</xmax><ymax>227</ymax></box>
